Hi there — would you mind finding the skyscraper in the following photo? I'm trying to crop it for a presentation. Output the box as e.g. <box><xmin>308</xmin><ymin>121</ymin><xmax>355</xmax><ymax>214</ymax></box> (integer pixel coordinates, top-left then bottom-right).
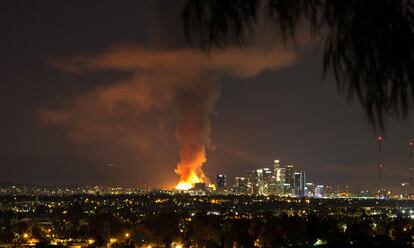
<box><xmin>216</xmin><ymin>174</ymin><xmax>226</xmax><ymax>192</ymax></box>
<box><xmin>270</xmin><ymin>160</ymin><xmax>285</xmax><ymax>195</ymax></box>
<box><xmin>263</xmin><ymin>167</ymin><xmax>272</xmax><ymax>195</ymax></box>
<box><xmin>273</xmin><ymin>160</ymin><xmax>280</xmax><ymax>169</ymax></box>
<box><xmin>294</xmin><ymin>171</ymin><xmax>306</xmax><ymax>197</ymax></box>
<box><xmin>315</xmin><ymin>185</ymin><xmax>324</xmax><ymax>198</ymax></box>
<box><xmin>254</xmin><ymin>168</ymin><xmax>272</xmax><ymax>195</ymax></box>
<box><xmin>246</xmin><ymin>170</ymin><xmax>257</xmax><ymax>194</ymax></box>
<box><xmin>256</xmin><ymin>169</ymin><xmax>265</xmax><ymax>195</ymax></box>
<box><xmin>272</xmin><ymin>169</ymin><xmax>286</xmax><ymax>195</ymax></box>
<box><xmin>285</xmin><ymin>165</ymin><xmax>294</xmax><ymax>195</ymax></box>
<box><xmin>234</xmin><ymin>177</ymin><xmax>249</xmax><ymax>194</ymax></box>
<box><xmin>305</xmin><ymin>182</ymin><xmax>315</xmax><ymax>197</ymax></box>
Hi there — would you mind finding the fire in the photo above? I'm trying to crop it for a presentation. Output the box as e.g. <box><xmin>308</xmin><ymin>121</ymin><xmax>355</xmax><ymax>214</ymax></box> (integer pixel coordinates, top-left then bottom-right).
<box><xmin>173</xmin><ymin>83</ymin><xmax>217</xmax><ymax>191</ymax></box>
<box><xmin>175</xmin><ymin>173</ymin><xmax>202</xmax><ymax>190</ymax></box>
<box><xmin>174</xmin><ymin>145</ymin><xmax>209</xmax><ymax>190</ymax></box>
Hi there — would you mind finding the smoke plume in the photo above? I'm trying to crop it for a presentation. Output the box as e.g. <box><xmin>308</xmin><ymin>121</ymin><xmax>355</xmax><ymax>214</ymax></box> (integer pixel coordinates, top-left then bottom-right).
<box><xmin>41</xmin><ymin>44</ymin><xmax>296</xmax><ymax>188</ymax></box>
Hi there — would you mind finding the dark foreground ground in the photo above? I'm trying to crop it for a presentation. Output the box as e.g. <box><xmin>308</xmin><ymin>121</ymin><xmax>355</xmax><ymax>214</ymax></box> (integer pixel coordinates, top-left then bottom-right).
<box><xmin>1</xmin><ymin>192</ymin><xmax>414</xmax><ymax>247</ymax></box>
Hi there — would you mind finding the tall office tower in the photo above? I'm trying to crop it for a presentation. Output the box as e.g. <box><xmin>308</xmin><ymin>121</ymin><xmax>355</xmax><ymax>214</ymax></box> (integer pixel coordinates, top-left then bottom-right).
<box><xmin>256</xmin><ymin>168</ymin><xmax>273</xmax><ymax>195</ymax></box>
<box><xmin>234</xmin><ymin>177</ymin><xmax>249</xmax><ymax>194</ymax></box>
<box><xmin>273</xmin><ymin>160</ymin><xmax>280</xmax><ymax>169</ymax></box>
<box><xmin>305</xmin><ymin>182</ymin><xmax>315</xmax><ymax>197</ymax></box>
<box><xmin>216</xmin><ymin>174</ymin><xmax>227</xmax><ymax>192</ymax></box>
<box><xmin>246</xmin><ymin>170</ymin><xmax>257</xmax><ymax>194</ymax></box>
<box><xmin>315</xmin><ymin>185</ymin><xmax>324</xmax><ymax>198</ymax></box>
<box><xmin>270</xmin><ymin>160</ymin><xmax>285</xmax><ymax>195</ymax></box>
<box><xmin>256</xmin><ymin>169</ymin><xmax>265</xmax><ymax>195</ymax></box>
<box><xmin>294</xmin><ymin>171</ymin><xmax>306</xmax><ymax>197</ymax></box>
<box><xmin>273</xmin><ymin>168</ymin><xmax>286</xmax><ymax>195</ymax></box>
<box><xmin>285</xmin><ymin>165</ymin><xmax>294</xmax><ymax>195</ymax></box>
<box><xmin>263</xmin><ymin>168</ymin><xmax>273</xmax><ymax>195</ymax></box>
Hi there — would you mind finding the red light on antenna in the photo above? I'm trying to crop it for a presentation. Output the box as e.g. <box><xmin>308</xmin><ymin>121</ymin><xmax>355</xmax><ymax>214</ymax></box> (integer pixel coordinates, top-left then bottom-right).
<box><xmin>410</xmin><ymin>142</ymin><xmax>413</xmax><ymax>147</ymax></box>
<box><xmin>377</xmin><ymin>136</ymin><xmax>383</xmax><ymax>141</ymax></box>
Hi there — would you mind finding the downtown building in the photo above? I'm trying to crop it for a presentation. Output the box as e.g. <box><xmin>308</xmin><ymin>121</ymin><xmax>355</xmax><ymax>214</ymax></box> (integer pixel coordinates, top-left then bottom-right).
<box><xmin>270</xmin><ymin>160</ymin><xmax>286</xmax><ymax>195</ymax></box>
<box><xmin>234</xmin><ymin>176</ymin><xmax>249</xmax><ymax>194</ymax></box>
<box><xmin>232</xmin><ymin>160</ymin><xmax>308</xmax><ymax>197</ymax></box>
<box><xmin>285</xmin><ymin>165</ymin><xmax>295</xmax><ymax>194</ymax></box>
<box><xmin>294</xmin><ymin>171</ymin><xmax>306</xmax><ymax>197</ymax></box>
<box><xmin>215</xmin><ymin>159</ymin><xmax>320</xmax><ymax>197</ymax></box>
<box><xmin>216</xmin><ymin>174</ymin><xmax>227</xmax><ymax>192</ymax></box>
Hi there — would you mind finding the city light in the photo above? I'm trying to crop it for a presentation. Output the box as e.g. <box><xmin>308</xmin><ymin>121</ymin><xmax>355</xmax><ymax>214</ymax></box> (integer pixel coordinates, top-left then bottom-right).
<box><xmin>172</xmin><ymin>241</ymin><xmax>183</xmax><ymax>248</ymax></box>
<box><xmin>2</xmin><ymin>184</ymin><xmax>414</xmax><ymax>247</ymax></box>
<box><xmin>176</xmin><ymin>181</ymin><xmax>194</xmax><ymax>191</ymax></box>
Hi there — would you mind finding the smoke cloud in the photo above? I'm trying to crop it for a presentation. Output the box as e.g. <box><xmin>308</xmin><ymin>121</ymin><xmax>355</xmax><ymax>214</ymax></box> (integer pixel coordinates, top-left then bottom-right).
<box><xmin>40</xmin><ymin>44</ymin><xmax>296</xmax><ymax>188</ymax></box>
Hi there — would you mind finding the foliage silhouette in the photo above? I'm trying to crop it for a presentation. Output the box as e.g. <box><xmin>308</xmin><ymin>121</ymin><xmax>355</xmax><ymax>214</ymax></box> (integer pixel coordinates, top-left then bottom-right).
<box><xmin>183</xmin><ymin>0</ymin><xmax>414</xmax><ymax>128</ymax></box>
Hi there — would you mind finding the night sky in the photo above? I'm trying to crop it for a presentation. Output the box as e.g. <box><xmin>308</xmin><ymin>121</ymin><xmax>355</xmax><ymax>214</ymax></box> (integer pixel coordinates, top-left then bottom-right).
<box><xmin>1</xmin><ymin>0</ymin><xmax>413</xmax><ymax>190</ymax></box>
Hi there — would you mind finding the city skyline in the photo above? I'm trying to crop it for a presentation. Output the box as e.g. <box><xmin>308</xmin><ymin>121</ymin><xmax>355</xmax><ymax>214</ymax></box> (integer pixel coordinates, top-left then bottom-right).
<box><xmin>1</xmin><ymin>153</ymin><xmax>414</xmax><ymax>197</ymax></box>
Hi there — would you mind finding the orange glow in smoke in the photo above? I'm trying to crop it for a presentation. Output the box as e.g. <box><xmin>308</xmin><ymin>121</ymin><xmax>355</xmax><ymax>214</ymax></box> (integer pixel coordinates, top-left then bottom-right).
<box><xmin>175</xmin><ymin>146</ymin><xmax>208</xmax><ymax>190</ymax></box>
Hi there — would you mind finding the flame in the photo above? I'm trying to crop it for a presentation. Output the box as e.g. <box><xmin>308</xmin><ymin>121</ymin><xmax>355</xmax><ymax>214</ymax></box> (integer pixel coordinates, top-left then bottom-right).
<box><xmin>172</xmin><ymin>81</ymin><xmax>218</xmax><ymax>191</ymax></box>
<box><xmin>175</xmin><ymin>170</ymin><xmax>203</xmax><ymax>190</ymax></box>
<box><xmin>176</xmin><ymin>178</ymin><xmax>199</xmax><ymax>190</ymax></box>
<box><xmin>175</xmin><ymin>145</ymin><xmax>209</xmax><ymax>190</ymax></box>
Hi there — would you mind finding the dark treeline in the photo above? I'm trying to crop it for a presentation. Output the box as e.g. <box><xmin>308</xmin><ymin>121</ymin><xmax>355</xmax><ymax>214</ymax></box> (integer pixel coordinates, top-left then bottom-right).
<box><xmin>1</xmin><ymin>194</ymin><xmax>414</xmax><ymax>247</ymax></box>
<box><xmin>2</xmin><ymin>209</ymin><xmax>414</xmax><ymax>247</ymax></box>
